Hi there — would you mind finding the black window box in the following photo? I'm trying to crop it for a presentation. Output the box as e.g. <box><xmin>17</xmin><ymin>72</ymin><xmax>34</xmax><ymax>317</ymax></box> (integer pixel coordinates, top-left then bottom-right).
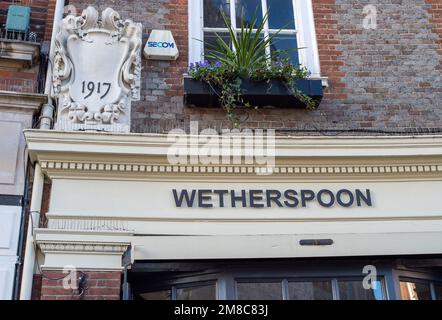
<box><xmin>183</xmin><ymin>76</ymin><xmax>323</xmax><ymax>108</ymax></box>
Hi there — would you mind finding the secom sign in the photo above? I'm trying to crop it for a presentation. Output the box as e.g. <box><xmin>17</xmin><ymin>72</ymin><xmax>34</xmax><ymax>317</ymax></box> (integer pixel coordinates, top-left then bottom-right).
<box><xmin>143</xmin><ymin>30</ymin><xmax>179</xmax><ymax>60</ymax></box>
<box><xmin>147</xmin><ymin>41</ymin><xmax>175</xmax><ymax>48</ymax></box>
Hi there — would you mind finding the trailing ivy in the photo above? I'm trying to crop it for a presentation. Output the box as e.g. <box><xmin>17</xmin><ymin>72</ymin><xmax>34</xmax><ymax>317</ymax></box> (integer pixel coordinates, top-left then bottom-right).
<box><xmin>188</xmin><ymin>61</ymin><xmax>244</xmax><ymax>127</ymax></box>
<box><xmin>252</xmin><ymin>58</ymin><xmax>319</xmax><ymax>111</ymax></box>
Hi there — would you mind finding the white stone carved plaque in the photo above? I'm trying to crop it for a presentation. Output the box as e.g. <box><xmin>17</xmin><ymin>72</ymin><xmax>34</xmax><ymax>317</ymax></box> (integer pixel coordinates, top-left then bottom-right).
<box><xmin>53</xmin><ymin>7</ymin><xmax>142</xmax><ymax>132</ymax></box>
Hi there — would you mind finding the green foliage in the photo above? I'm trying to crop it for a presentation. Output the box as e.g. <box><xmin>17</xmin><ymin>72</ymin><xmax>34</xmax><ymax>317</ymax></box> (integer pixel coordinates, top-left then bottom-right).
<box><xmin>204</xmin><ymin>9</ymin><xmax>275</xmax><ymax>78</ymax></box>
<box><xmin>253</xmin><ymin>58</ymin><xmax>319</xmax><ymax>111</ymax></box>
<box><xmin>189</xmin><ymin>9</ymin><xmax>319</xmax><ymax>127</ymax></box>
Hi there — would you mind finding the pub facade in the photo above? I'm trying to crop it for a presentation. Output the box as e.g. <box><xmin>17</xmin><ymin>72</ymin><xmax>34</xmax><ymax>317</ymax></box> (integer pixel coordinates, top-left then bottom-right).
<box><xmin>3</xmin><ymin>0</ymin><xmax>442</xmax><ymax>300</ymax></box>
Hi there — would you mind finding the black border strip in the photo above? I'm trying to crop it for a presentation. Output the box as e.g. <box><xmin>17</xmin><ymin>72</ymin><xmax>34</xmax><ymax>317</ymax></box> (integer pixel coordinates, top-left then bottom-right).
<box><xmin>0</xmin><ymin>195</ymin><xmax>22</xmax><ymax>206</ymax></box>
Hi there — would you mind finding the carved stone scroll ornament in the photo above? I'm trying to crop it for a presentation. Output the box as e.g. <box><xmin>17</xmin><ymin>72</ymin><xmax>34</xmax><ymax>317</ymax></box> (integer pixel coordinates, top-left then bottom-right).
<box><xmin>52</xmin><ymin>7</ymin><xmax>142</xmax><ymax>132</ymax></box>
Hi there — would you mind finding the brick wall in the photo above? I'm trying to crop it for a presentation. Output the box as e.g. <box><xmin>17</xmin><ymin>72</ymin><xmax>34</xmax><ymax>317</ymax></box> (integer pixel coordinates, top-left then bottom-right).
<box><xmin>57</xmin><ymin>0</ymin><xmax>442</xmax><ymax>134</ymax></box>
<box><xmin>31</xmin><ymin>274</ymin><xmax>42</xmax><ymax>300</ymax></box>
<box><xmin>427</xmin><ymin>0</ymin><xmax>442</xmax><ymax>70</ymax></box>
<box><xmin>0</xmin><ymin>70</ymin><xmax>39</xmax><ymax>93</ymax></box>
<box><xmin>40</xmin><ymin>271</ymin><xmax>121</xmax><ymax>300</ymax></box>
<box><xmin>44</xmin><ymin>0</ymin><xmax>57</xmax><ymax>42</ymax></box>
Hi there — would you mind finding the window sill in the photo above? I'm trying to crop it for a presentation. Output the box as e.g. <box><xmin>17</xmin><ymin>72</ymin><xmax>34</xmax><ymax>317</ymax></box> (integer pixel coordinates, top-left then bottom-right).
<box><xmin>183</xmin><ymin>75</ymin><xmax>323</xmax><ymax>108</ymax></box>
<box><xmin>0</xmin><ymin>39</ymin><xmax>40</xmax><ymax>69</ymax></box>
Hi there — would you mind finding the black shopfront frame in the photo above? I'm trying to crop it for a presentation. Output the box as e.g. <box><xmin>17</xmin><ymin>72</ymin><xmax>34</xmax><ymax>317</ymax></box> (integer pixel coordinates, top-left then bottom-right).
<box><xmin>127</xmin><ymin>256</ymin><xmax>442</xmax><ymax>301</ymax></box>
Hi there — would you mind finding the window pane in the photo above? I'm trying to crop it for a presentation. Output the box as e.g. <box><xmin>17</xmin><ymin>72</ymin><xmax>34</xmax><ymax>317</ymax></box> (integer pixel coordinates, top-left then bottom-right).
<box><xmin>435</xmin><ymin>285</ymin><xmax>442</xmax><ymax>300</ymax></box>
<box><xmin>288</xmin><ymin>281</ymin><xmax>333</xmax><ymax>300</ymax></box>
<box><xmin>204</xmin><ymin>0</ymin><xmax>231</xmax><ymax>28</ymax></box>
<box><xmin>400</xmin><ymin>281</ymin><xmax>432</xmax><ymax>300</ymax></box>
<box><xmin>140</xmin><ymin>290</ymin><xmax>171</xmax><ymax>300</ymax></box>
<box><xmin>176</xmin><ymin>283</ymin><xmax>217</xmax><ymax>300</ymax></box>
<box><xmin>203</xmin><ymin>32</ymin><xmax>231</xmax><ymax>61</ymax></box>
<box><xmin>338</xmin><ymin>280</ymin><xmax>384</xmax><ymax>300</ymax></box>
<box><xmin>236</xmin><ymin>281</ymin><xmax>282</xmax><ymax>300</ymax></box>
<box><xmin>267</xmin><ymin>0</ymin><xmax>295</xmax><ymax>29</ymax></box>
<box><xmin>270</xmin><ymin>35</ymin><xmax>300</xmax><ymax>65</ymax></box>
<box><xmin>236</xmin><ymin>0</ymin><xmax>263</xmax><ymax>28</ymax></box>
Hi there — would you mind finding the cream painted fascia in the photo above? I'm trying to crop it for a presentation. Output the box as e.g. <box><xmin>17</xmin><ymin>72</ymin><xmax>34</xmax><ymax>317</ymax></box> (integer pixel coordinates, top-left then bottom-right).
<box><xmin>23</xmin><ymin>129</ymin><xmax>442</xmax><ymax>181</ymax></box>
<box><xmin>24</xmin><ymin>129</ymin><xmax>442</xmax><ymax>158</ymax></box>
<box><xmin>23</xmin><ymin>130</ymin><xmax>442</xmax><ymax>260</ymax></box>
<box><xmin>35</xmin><ymin>229</ymin><xmax>132</xmax><ymax>271</ymax></box>
<box><xmin>131</xmin><ymin>232</ymin><xmax>442</xmax><ymax>260</ymax></box>
<box><xmin>0</xmin><ymin>91</ymin><xmax>47</xmax><ymax>113</ymax></box>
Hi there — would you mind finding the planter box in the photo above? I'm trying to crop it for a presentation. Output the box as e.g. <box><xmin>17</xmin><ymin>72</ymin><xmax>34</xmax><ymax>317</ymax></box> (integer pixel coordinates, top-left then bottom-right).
<box><xmin>183</xmin><ymin>76</ymin><xmax>323</xmax><ymax>108</ymax></box>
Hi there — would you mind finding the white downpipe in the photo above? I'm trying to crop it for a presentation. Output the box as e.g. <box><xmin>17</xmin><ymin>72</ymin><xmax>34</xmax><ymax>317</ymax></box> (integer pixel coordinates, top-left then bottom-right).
<box><xmin>40</xmin><ymin>0</ymin><xmax>65</xmax><ymax>129</ymax></box>
<box><xmin>19</xmin><ymin>163</ymin><xmax>44</xmax><ymax>300</ymax></box>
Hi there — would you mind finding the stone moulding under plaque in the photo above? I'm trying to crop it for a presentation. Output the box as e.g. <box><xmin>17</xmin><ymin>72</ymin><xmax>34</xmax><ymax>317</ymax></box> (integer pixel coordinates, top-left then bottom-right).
<box><xmin>52</xmin><ymin>6</ymin><xmax>142</xmax><ymax>132</ymax></box>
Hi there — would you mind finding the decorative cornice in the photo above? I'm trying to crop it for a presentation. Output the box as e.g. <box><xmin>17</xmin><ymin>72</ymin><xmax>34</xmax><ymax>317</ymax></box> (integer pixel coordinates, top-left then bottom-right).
<box><xmin>38</xmin><ymin>160</ymin><xmax>442</xmax><ymax>176</ymax></box>
<box><xmin>24</xmin><ymin>130</ymin><xmax>442</xmax><ymax>179</ymax></box>
<box><xmin>47</xmin><ymin>217</ymin><xmax>131</xmax><ymax>232</ymax></box>
<box><xmin>0</xmin><ymin>91</ymin><xmax>47</xmax><ymax>112</ymax></box>
<box><xmin>24</xmin><ymin>129</ymin><xmax>442</xmax><ymax>156</ymax></box>
<box><xmin>38</xmin><ymin>241</ymin><xmax>130</xmax><ymax>254</ymax></box>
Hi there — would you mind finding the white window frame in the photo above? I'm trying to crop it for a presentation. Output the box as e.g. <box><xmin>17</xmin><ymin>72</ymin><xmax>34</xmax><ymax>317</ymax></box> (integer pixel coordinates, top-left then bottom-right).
<box><xmin>188</xmin><ymin>0</ymin><xmax>321</xmax><ymax>79</ymax></box>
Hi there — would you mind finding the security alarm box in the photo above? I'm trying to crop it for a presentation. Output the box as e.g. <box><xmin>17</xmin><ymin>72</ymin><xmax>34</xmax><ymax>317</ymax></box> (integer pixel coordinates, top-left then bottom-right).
<box><xmin>6</xmin><ymin>5</ymin><xmax>31</xmax><ymax>33</ymax></box>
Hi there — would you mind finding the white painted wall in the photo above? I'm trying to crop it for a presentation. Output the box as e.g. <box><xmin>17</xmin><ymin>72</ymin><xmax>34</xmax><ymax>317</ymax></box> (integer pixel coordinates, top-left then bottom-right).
<box><xmin>0</xmin><ymin>206</ymin><xmax>21</xmax><ymax>300</ymax></box>
<box><xmin>0</xmin><ymin>119</ymin><xmax>25</xmax><ymax>196</ymax></box>
<box><xmin>0</xmin><ymin>256</ymin><xmax>16</xmax><ymax>300</ymax></box>
<box><xmin>0</xmin><ymin>93</ymin><xmax>43</xmax><ymax>299</ymax></box>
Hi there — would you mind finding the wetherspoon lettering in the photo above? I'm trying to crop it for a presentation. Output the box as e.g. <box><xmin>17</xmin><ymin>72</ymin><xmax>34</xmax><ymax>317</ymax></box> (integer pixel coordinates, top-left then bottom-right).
<box><xmin>172</xmin><ymin>189</ymin><xmax>373</xmax><ymax>209</ymax></box>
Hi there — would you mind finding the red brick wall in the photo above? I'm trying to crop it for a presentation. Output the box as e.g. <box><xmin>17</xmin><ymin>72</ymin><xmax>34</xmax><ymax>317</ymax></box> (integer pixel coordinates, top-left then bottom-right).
<box><xmin>31</xmin><ymin>274</ymin><xmax>42</xmax><ymax>300</ymax></box>
<box><xmin>312</xmin><ymin>0</ymin><xmax>346</xmax><ymax>101</ymax></box>
<box><xmin>40</xmin><ymin>271</ymin><xmax>121</xmax><ymax>300</ymax></box>
<box><xmin>44</xmin><ymin>0</ymin><xmax>57</xmax><ymax>42</ymax></box>
<box><xmin>0</xmin><ymin>70</ymin><xmax>39</xmax><ymax>93</ymax></box>
<box><xmin>427</xmin><ymin>0</ymin><xmax>442</xmax><ymax>71</ymax></box>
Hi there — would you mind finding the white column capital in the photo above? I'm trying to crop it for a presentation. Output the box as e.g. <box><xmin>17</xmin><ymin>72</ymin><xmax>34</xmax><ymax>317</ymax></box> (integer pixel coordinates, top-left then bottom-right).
<box><xmin>35</xmin><ymin>229</ymin><xmax>133</xmax><ymax>271</ymax></box>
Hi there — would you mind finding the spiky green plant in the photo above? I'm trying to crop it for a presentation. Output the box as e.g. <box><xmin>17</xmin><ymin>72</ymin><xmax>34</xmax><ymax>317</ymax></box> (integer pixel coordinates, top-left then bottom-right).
<box><xmin>189</xmin><ymin>8</ymin><xmax>318</xmax><ymax>128</ymax></box>
<box><xmin>204</xmin><ymin>9</ymin><xmax>280</xmax><ymax>78</ymax></box>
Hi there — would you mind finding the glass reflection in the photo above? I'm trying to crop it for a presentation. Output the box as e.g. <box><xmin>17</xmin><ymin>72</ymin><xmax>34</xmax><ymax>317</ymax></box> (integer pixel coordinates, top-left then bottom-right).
<box><xmin>204</xmin><ymin>0</ymin><xmax>231</xmax><ymax>28</ymax></box>
<box><xmin>236</xmin><ymin>0</ymin><xmax>262</xmax><ymax>28</ymax></box>
<box><xmin>270</xmin><ymin>35</ymin><xmax>300</xmax><ymax>65</ymax></box>
<box><xmin>267</xmin><ymin>0</ymin><xmax>295</xmax><ymax>29</ymax></box>
<box><xmin>400</xmin><ymin>281</ymin><xmax>432</xmax><ymax>300</ymax></box>
<box><xmin>203</xmin><ymin>32</ymin><xmax>231</xmax><ymax>61</ymax></box>
<box><xmin>338</xmin><ymin>280</ymin><xmax>384</xmax><ymax>300</ymax></box>
<box><xmin>237</xmin><ymin>282</ymin><xmax>282</xmax><ymax>300</ymax></box>
<box><xmin>289</xmin><ymin>281</ymin><xmax>333</xmax><ymax>300</ymax></box>
<box><xmin>435</xmin><ymin>285</ymin><xmax>442</xmax><ymax>300</ymax></box>
<box><xmin>176</xmin><ymin>284</ymin><xmax>217</xmax><ymax>300</ymax></box>
<box><xmin>140</xmin><ymin>289</ymin><xmax>172</xmax><ymax>300</ymax></box>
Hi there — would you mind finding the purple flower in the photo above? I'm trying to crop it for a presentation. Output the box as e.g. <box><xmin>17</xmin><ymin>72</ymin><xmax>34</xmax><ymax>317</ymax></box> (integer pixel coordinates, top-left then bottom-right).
<box><xmin>214</xmin><ymin>61</ymin><xmax>222</xmax><ymax>68</ymax></box>
<box><xmin>189</xmin><ymin>62</ymin><xmax>195</xmax><ymax>70</ymax></box>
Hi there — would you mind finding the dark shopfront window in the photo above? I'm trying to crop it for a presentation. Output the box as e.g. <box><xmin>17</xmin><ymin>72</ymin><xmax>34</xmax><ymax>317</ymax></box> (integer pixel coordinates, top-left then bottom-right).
<box><xmin>236</xmin><ymin>278</ymin><xmax>385</xmax><ymax>300</ymax></box>
<box><xmin>400</xmin><ymin>279</ymin><xmax>442</xmax><ymax>300</ymax></box>
<box><xmin>139</xmin><ymin>282</ymin><xmax>217</xmax><ymax>300</ymax></box>
<box><xmin>137</xmin><ymin>278</ymin><xmax>385</xmax><ymax>301</ymax></box>
<box><xmin>131</xmin><ymin>259</ymin><xmax>442</xmax><ymax>301</ymax></box>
